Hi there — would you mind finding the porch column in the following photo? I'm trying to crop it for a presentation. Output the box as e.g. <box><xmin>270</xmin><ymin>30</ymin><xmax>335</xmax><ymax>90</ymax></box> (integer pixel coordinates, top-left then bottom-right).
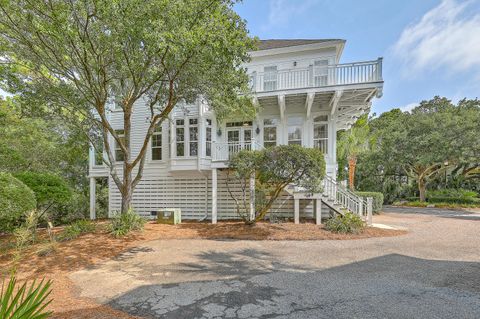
<box><xmin>89</xmin><ymin>177</ymin><xmax>96</xmax><ymax>220</ymax></box>
<box><xmin>249</xmin><ymin>172</ymin><xmax>255</xmax><ymax>222</ymax></box>
<box><xmin>315</xmin><ymin>199</ymin><xmax>322</xmax><ymax>225</ymax></box>
<box><xmin>294</xmin><ymin>197</ymin><xmax>300</xmax><ymax>224</ymax></box>
<box><xmin>212</xmin><ymin>168</ymin><xmax>218</xmax><ymax>224</ymax></box>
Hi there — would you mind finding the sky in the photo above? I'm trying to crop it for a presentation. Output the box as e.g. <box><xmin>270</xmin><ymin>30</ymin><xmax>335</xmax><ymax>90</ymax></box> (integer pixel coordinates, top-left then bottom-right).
<box><xmin>235</xmin><ymin>0</ymin><xmax>480</xmax><ymax>114</ymax></box>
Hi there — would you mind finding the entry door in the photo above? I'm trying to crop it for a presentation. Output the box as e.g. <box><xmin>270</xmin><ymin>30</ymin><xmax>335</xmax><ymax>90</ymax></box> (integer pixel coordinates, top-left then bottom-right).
<box><xmin>227</xmin><ymin>127</ymin><xmax>252</xmax><ymax>154</ymax></box>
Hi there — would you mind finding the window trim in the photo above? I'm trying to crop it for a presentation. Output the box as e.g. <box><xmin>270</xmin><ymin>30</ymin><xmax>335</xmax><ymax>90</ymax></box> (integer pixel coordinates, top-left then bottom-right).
<box><xmin>205</xmin><ymin>119</ymin><xmax>212</xmax><ymax>158</ymax></box>
<box><xmin>313</xmin><ymin>114</ymin><xmax>329</xmax><ymax>154</ymax></box>
<box><xmin>262</xmin><ymin>117</ymin><xmax>279</xmax><ymax>148</ymax></box>
<box><xmin>151</xmin><ymin>123</ymin><xmax>163</xmax><ymax>161</ymax></box>
<box><xmin>174</xmin><ymin>117</ymin><xmax>200</xmax><ymax>158</ymax></box>
<box><xmin>287</xmin><ymin>116</ymin><xmax>303</xmax><ymax>146</ymax></box>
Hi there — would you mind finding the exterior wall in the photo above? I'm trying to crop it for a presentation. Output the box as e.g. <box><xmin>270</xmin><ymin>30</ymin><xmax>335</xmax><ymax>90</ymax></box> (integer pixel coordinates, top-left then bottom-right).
<box><xmin>108</xmin><ymin>170</ymin><xmax>330</xmax><ymax>219</ymax></box>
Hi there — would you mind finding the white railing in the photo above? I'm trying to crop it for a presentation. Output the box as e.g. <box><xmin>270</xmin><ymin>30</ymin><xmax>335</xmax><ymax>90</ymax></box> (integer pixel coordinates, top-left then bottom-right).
<box><xmin>250</xmin><ymin>58</ymin><xmax>383</xmax><ymax>93</ymax></box>
<box><xmin>212</xmin><ymin>140</ymin><xmax>262</xmax><ymax>162</ymax></box>
<box><xmin>322</xmin><ymin>175</ymin><xmax>372</xmax><ymax>224</ymax></box>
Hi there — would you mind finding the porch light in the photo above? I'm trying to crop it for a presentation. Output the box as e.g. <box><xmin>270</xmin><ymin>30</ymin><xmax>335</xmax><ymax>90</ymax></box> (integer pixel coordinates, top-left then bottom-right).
<box><xmin>256</xmin><ymin>127</ymin><xmax>260</xmax><ymax>135</ymax></box>
<box><xmin>217</xmin><ymin>128</ymin><xmax>222</xmax><ymax>137</ymax></box>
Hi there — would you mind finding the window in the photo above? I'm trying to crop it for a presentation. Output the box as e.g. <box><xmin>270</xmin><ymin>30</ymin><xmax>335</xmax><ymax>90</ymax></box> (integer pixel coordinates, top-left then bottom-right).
<box><xmin>206</xmin><ymin>119</ymin><xmax>212</xmax><ymax>157</ymax></box>
<box><xmin>151</xmin><ymin>124</ymin><xmax>162</xmax><ymax>160</ymax></box>
<box><xmin>314</xmin><ymin>60</ymin><xmax>329</xmax><ymax>86</ymax></box>
<box><xmin>176</xmin><ymin>119</ymin><xmax>185</xmax><ymax>157</ymax></box>
<box><xmin>263</xmin><ymin>66</ymin><xmax>277</xmax><ymax>91</ymax></box>
<box><xmin>263</xmin><ymin>118</ymin><xmax>278</xmax><ymax>148</ymax></box>
<box><xmin>189</xmin><ymin>118</ymin><xmax>198</xmax><ymax>156</ymax></box>
<box><xmin>94</xmin><ymin>138</ymin><xmax>104</xmax><ymax>166</ymax></box>
<box><xmin>115</xmin><ymin>129</ymin><xmax>125</xmax><ymax>162</ymax></box>
<box><xmin>313</xmin><ymin>115</ymin><xmax>328</xmax><ymax>154</ymax></box>
<box><xmin>287</xmin><ymin>117</ymin><xmax>302</xmax><ymax>145</ymax></box>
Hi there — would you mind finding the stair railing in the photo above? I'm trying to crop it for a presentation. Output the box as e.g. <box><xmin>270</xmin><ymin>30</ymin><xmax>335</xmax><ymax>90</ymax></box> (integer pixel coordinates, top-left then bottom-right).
<box><xmin>322</xmin><ymin>175</ymin><xmax>370</xmax><ymax>220</ymax></box>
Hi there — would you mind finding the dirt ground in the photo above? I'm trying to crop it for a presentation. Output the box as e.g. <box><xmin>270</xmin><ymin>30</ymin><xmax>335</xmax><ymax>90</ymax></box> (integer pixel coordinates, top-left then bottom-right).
<box><xmin>0</xmin><ymin>220</ymin><xmax>405</xmax><ymax>319</ymax></box>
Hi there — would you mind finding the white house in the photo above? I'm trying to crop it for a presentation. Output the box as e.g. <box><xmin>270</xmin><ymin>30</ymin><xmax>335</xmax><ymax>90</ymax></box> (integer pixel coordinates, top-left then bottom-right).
<box><xmin>88</xmin><ymin>39</ymin><xmax>383</xmax><ymax>224</ymax></box>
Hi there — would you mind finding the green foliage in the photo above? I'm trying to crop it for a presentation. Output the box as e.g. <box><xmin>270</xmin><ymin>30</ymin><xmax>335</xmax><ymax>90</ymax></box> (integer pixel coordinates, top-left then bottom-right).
<box><xmin>427</xmin><ymin>188</ymin><xmax>478</xmax><ymax>199</ymax></box>
<box><xmin>355</xmin><ymin>192</ymin><xmax>384</xmax><ymax>213</ymax></box>
<box><xmin>325</xmin><ymin>212</ymin><xmax>365</xmax><ymax>234</ymax></box>
<box><xmin>13</xmin><ymin>211</ymin><xmax>40</xmax><ymax>252</ymax></box>
<box><xmin>228</xmin><ymin>145</ymin><xmax>326</xmax><ymax>222</ymax></box>
<box><xmin>0</xmin><ymin>276</ymin><xmax>53</xmax><ymax>319</ymax></box>
<box><xmin>109</xmin><ymin>209</ymin><xmax>146</xmax><ymax>238</ymax></box>
<box><xmin>58</xmin><ymin>220</ymin><xmax>96</xmax><ymax>241</ymax></box>
<box><xmin>0</xmin><ymin>0</ymin><xmax>255</xmax><ymax>214</ymax></box>
<box><xmin>14</xmin><ymin>172</ymin><xmax>72</xmax><ymax>213</ymax></box>
<box><xmin>0</xmin><ymin>173</ymin><xmax>36</xmax><ymax>233</ymax></box>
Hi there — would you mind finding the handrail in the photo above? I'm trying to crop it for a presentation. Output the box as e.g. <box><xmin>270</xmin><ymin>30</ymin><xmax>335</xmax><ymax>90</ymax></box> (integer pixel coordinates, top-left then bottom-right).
<box><xmin>212</xmin><ymin>140</ymin><xmax>263</xmax><ymax>162</ymax></box>
<box><xmin>250</xmin><ymin>58</ymin><xmax>383</xmax><ymax>93</ymax></box>
<box><xmin>322</xmin><ymin>175</ymin><xmax>370</xmax><ymax>219</ymax></box>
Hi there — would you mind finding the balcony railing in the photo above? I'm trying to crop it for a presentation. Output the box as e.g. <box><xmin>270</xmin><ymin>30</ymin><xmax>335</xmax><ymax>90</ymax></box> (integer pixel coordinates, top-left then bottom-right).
<box><xmin>212</xmin><ymin>140</ymin><xmax>262</xmax><ymax>162</ymax></box>
<box><xmin>250</xmin><ymin>58</ymin><xmax>383</xmax><ymax>93</ymax></box>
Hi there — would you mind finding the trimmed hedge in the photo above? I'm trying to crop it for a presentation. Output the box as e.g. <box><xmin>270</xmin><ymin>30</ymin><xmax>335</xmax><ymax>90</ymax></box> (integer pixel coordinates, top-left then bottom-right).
<box><xmin>406</xmin><ymin>196</ymin><xmax>480</xmax><ymax>205</ymax></box>
<box><xmin>356</xmin><ymin>191</ymin><xmax>384</xmax><ymax>214</ymax></box>
<box><xmin>0</xmin><ymin>172</ymin><xmax>37</xmax><ymax>232</ymax></box>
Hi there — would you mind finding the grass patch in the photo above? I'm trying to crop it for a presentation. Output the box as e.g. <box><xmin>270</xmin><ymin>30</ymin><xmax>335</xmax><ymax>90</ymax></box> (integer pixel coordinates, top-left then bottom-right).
<box><xmin>393</xmin><ymin>201</ymin><xmax>480</xmax><ymax>209</ymax></box>
<box><xmin>58</xmin><ymin>219</ymin><xmax>96</xmax><ymax>241</ymax></box>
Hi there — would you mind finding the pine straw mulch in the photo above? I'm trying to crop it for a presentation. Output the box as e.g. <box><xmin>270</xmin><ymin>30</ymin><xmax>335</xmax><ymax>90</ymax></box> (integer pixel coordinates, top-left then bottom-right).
<box><xmin>0</xmin><ymin>220</ymin><xmax>406</xmax><ymax>319</ymax></box>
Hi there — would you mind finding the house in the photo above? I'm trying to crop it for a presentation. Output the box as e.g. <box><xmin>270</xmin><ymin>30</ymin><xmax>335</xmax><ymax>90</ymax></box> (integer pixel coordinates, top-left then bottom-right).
<box><xmin>88</xmin><ymin>39</ymin><xmax>383</xmax><ymax>224</ymax></box>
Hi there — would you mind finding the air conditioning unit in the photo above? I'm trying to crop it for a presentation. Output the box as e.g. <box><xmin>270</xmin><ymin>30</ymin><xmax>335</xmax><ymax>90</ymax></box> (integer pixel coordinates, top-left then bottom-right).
<box><xmin>154</xmin><ymin>208</ymin><xmax>182</xmax><ymax>225</ymax></box>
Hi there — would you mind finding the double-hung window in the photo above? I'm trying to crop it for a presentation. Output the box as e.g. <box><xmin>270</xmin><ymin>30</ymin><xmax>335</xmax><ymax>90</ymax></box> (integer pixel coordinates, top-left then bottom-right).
<box><xmin>176</xmin><ymin>120</ymin><xmax>185</xmax><ymax>157</ymax></box>
<box><xmin>263</xmin><ymin>66</ymin><xmax>277</xmax><ymax>91</ymax></box>
<box><xmin>205</xmin><ymin>119</ymin><xmax>212</xmax><ymax>157</ymax></box>
<box><xmin>151</xmin><ymin>123</ymin><xmax>162</xmax><ymax>160</ymax></box>
<box><xmin>314</xmin><ymin>59</ymin><xmax>329</xmax><ymax>86</ymax></box>
<box><xmin>189</xmin><ymin>118</ymin><xmax>198</xmax><ymax>156</ymax></box>
<box><xmin>263</xmin><ymin>118</ymin><xmax>278</xmax><ymax>148</ymax></box>
<box><xmin>287</xmin><ymin>117</ymin><xmax>303</xmax><ymax>145</ymax></box>
<box><xmin>313</xmin><ymin>115</ymin><xmax>328</xmax><ymax>154</ymax></box>
<box><xmin>114</xmin><ymin>129</ymin><xmax>125</xmax><ymax>162</ymax></box>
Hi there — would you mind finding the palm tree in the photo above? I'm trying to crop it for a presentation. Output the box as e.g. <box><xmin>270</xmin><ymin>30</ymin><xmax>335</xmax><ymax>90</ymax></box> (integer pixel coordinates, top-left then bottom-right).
<box><xmin>337</xmin><ymin>115</ymin><xmax>370</xmax><ymax>190</ymax></box>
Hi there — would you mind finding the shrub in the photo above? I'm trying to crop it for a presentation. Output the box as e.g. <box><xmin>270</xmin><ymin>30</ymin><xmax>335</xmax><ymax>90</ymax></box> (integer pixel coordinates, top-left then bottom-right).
<box><xmin>355</xmin><ymin>191</ymin><xmax>384</xmax><ymax>214</ymax></box>
<box><xmin>15</xmin><ymin>172</ymin><xmax>72</xmax><ymax>216</ymax></box>
<box><xmin>427</xmin><ymin>188</ymin><xmax>478</xmax><ymax>199</ymax></box>
<box><xmin>109</xmin><ymin>209</ymin><xmax>146</xmax><ymax>238</ymax></box>
<box><xmin>59</xmin><ymin>219</ymin><xmax>96</xmax><ymax>241</ymax></box>
<box><xmin>0</xmin><ymin>173</ymin><xmax>36</xmax><ymax>233</ymax></box>
<box><xmin>0</xmin><ymin>276</ymin><xmax>53</xmax><ymax>318</ymax></box>
<box><xmin>325</xmin><ymin>212</ymin><xmax>365</xmax><ymax>234</ymax></box>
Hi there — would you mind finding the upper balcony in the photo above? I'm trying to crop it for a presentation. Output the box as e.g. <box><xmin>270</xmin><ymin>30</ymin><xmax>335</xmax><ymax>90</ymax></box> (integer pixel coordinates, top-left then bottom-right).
<box><xmin>250</xmin><ymin>58</ymin><xmax>383</xmax><ymax>94</ymax></box>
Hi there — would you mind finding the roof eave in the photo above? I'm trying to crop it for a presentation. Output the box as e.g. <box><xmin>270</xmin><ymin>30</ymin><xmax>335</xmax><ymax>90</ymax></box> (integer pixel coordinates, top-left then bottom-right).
<box><xmin>249</xmin><ymin>39</ymin><xmax>346</xmax><ymax>58</ymax></box>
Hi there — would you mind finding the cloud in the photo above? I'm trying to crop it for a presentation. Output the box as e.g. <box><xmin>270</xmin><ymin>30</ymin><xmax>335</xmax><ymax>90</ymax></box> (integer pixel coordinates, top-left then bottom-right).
<box><xmin>262</xmin><ymin>0</ymin><xmax>318</xmax><ymax>32</ymax></box>
<box><xmin>392</xmin><ymin>0</ymin><xmax>480</xmax><ymax>76</ymax></box>
<box><xmin>399</xmin><ymin>102</ymin><xmax>419</xmax><ymax>113</ymax></box>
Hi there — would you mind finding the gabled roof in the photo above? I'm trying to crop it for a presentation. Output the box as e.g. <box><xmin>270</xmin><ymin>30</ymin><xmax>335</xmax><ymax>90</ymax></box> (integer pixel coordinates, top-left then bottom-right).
<box><xmin>256</xmin><ymin>39</ymin><xmax>344</xmax><ymax>51</ymax></box>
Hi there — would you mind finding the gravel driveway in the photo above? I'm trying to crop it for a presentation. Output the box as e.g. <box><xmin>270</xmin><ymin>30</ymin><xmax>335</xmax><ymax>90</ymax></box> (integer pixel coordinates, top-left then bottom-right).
<box><xmin>71</xmin><ymin>206</ymin><xmax>480</xmax><ymax>319</ymax></box>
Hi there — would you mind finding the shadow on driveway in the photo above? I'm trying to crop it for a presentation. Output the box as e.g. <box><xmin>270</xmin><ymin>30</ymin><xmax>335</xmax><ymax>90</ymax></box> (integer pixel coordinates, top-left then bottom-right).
<box><xmin>108</xmin><ymin>249</ymin><xmax>480</xmax><ymax>319</ymax></box>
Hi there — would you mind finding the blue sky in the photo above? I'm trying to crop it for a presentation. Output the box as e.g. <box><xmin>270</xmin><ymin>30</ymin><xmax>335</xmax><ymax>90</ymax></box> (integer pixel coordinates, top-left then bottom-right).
<box><xmin>235</xmin><ymin>0</ymin><xmax>480</xmax><ymax>114</ymax></box>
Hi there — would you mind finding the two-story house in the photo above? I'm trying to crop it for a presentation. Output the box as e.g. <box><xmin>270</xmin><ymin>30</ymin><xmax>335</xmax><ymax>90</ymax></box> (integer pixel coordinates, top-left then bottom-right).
<box><xmin>88</xmin><ymin>39</ymin><xmax>383</xmax><ymax>224</ymax></box>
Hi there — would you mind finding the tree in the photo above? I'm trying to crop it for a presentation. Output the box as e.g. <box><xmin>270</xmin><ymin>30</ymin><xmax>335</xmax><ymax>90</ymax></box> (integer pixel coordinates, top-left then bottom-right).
<box><xmin>337</xmin><ymin>114</ymin><xmax>370</xmax><ymax>190</ymax></box>
<box><xmin>227</xmin><ymin>145</ymin><xmax>326</xmax><ymax>223</ymax></box>
<box><xmin>0</xmin><ymin>0</ymin><xmax>254</xmax><ymax>213</ymax></box>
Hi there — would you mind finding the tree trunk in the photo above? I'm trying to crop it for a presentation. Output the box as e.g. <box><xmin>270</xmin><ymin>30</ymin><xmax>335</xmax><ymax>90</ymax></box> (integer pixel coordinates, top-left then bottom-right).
<box><xmin>121</xmin><ymin>168</ymin><xmax>133</xmax><ymax>214</ymax></box>
<box><xmin>418</xmin><ymin>178</ymin><xmax>427</xmax><ymax>202</ymax></box>
<box><xmin>348</xmin><ymin>156</ymin><xmax>357</xmax><ymax>190</ymax></box>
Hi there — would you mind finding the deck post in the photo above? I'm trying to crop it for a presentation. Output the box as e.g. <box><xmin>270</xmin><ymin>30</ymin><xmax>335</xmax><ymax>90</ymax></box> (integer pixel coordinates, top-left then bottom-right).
<box><xmin>249</xmin><ymin>172</ymin><xmax>255</xmax><ymax>222</ymax></box>
<box><xmin>211</xmin><ymin>168</ymin><xmax>218</xmax><ymax>224</ymax></box>
<box><xmin>89</xmin><ymin>177</ymin><xmax>96</xmax><ymax>220</ymax></box>
<box><xmin>294</xmin><ymin>197</ymin><xmax>300</xmax><ymax>224</ymax></box>
<box><xmin>366</xmin><ymin>197</ymin><xmax>373</xmax><ymax>226</ymax></box>
<box><xmin>315</xmin><ymin>198</ymin><xmax>322</xmax><ymax>225</ymax></box>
